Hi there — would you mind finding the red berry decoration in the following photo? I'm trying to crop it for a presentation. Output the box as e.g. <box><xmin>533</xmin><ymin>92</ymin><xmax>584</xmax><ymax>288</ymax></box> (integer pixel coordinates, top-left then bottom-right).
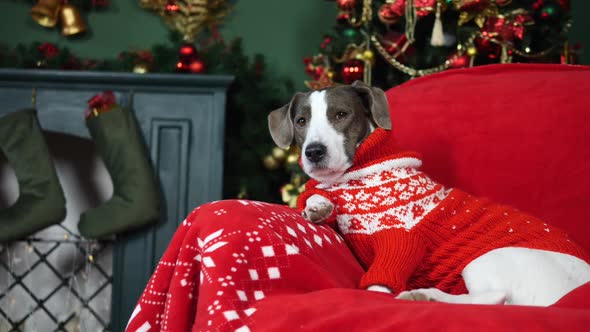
<box><xmin>532</xmin><ymin>0</ymin><xmax>544</xmax><ymax>11</ymax></box>
<box><xmin>166</xmin><ymin>0</ymin><xmax>179</xmax><ymax>13</ymax></box>
<box><xmin>38</xmin><ymin>42</ymin><xmax>59</xmax><ymax>59</ymax></box>
<box><xmin>341</xmin><ymin>59</ymin><xmax>364</xmax><ymax>84</ymax></box>
<box><xmin>337</xmin><ymin>0</ymin><xmax>356</xmax><ymax>11</ymax></box>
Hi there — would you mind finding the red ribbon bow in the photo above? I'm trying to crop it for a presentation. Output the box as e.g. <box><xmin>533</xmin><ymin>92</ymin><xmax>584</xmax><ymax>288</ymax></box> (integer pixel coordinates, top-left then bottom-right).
<box><xmin>85</xmin><ymin>90</ymin><xmax>117</xmax><ymax>119</ymax></box>
<box><xmin>483</xmin><ymin>13</ymin><xmax>532</xmax><ymax>42</ymax></box>
<box><xmin>88</xmin><ymin>90</ymin><xmax>116</xmax><ymax>109</ymax></box>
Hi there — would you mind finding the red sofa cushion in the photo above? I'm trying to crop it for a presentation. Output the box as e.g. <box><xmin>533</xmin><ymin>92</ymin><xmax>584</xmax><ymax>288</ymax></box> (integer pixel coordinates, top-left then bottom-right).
<box><xmin>387</xmin><ymin>64</ymin><xmax>590</xmax><ymax>251</ymax></box>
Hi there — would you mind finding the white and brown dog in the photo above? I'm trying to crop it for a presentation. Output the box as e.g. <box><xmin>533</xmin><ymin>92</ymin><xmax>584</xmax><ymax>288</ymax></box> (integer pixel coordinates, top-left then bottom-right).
<box><xmin>268</xmin><ymin>81</ymin><xmax>590</xmax><ymax>306</ymax></box>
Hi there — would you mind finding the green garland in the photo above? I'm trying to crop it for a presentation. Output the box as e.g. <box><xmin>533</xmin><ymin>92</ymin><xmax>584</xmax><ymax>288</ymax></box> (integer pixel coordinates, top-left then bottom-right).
<box><xmin>0</xmin><ymin>32</ymin><xmax>295</xmax><ymax>203</ymax></box>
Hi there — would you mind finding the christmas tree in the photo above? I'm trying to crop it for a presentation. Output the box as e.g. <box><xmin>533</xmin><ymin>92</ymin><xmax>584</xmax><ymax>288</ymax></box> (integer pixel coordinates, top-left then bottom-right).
<box><xmin>272</xmin><ymin>0</ymin><xmax>575</xmax><ymax>208</ymax></box>
<box><xmin>304</xmin><ymin>0</ymin><xmax>575</xmax><ymax>89</ymax></box>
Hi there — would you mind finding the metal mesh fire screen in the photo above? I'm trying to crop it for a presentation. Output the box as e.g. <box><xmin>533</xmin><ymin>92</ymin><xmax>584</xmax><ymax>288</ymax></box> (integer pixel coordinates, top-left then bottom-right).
<box><xmin>0</xmin><ymin>226</ymin><xmax>113</xmax><ymax>332</ymax></box>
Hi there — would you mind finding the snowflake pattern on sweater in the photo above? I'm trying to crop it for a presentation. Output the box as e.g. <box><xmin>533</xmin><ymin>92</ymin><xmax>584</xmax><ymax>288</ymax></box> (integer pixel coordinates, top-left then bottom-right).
<box><xmin>316</xmin><ymin>157</ymin><xmax>451</xmax><ymax>235</ymax></box>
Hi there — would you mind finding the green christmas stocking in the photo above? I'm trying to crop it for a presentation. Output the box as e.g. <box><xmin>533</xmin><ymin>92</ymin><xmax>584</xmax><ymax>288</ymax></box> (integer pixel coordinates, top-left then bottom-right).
<box><xmin>0</xmin><ymin>109</ymin><xmax>66</xmax><ymax>242</ymax></box>
<box><xmin>78</xmin><ymin>105</ymin><xmax>160</xmax><ymax>238</ymax></box>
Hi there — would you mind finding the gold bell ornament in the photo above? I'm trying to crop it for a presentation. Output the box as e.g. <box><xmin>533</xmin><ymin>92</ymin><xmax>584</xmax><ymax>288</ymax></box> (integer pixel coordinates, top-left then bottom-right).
<box><xmin>30</xmin><ymin>0</ymin><xmax>61</xmax><ymax>28</ymax></box>
<box><xmin>59</xmin><ymin>3</ymin><xmax>87</xmax><ymax>36</ymax></box>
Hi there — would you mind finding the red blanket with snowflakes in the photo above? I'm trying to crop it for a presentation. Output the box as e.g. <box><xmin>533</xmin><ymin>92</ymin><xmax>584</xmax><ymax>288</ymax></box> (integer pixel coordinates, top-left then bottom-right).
<box><xmin>125</xmin><ymin>199</ymin><xmax>590</xmax><ymax>332</ymax></box>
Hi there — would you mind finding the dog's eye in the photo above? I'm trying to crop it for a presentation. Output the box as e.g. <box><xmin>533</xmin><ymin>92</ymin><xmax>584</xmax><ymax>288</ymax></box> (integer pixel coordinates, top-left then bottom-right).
<box><xmin>296</xmin><ymin>117</ymin><xmax>306</xmax><ymax>126</ymax></box>
<box><xmin>336</xmin><ymin>111</ymin><xmax>348</xmax><ymax>120</ymax></box>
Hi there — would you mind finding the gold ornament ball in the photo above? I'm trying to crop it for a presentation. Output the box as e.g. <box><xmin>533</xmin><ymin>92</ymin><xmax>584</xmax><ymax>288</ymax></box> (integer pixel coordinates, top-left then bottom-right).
<box><xmin>327</xmin><ymin>70</ymin><xmax>335</xmax><ymax>79</ymax></box>
<box><xmin>262</xmin><ymin>155</ymin><xmax>280</xmax><ymax>170</ymax></box>
<box><xmin>362</xmin><ymin>49</ymin><xmax>375</xmax><ymax>63</ymax></box>
<box><xmin>133</xmin><ymin>63</ymin><xmax>150</xmax><ymax>74</ymax></box>
<box><xmin>286</xmin><ymin>153</ymin><xmax>299</xmax><ymax>166</ymax></box>
<box><xmin>466</xmin><ymin>46</ymin><xmax>478</xmax><ymax>57</ymax></box>
<box><xmin>271</xmin><ymin>147</ymin><xmax>287</xmax><ymax>162</ymax></box>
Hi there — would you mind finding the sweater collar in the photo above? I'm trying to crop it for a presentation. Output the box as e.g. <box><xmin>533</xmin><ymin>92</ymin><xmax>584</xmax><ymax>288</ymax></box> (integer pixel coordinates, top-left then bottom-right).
<box><xmin>349</xmin><ymin>128</ymin><xmax>421</xmax><ymax>171</ymax></box>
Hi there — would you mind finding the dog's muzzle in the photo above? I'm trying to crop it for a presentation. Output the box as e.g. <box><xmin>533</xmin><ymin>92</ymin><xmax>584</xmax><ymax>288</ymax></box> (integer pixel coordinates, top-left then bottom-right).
<box><xmin>305</xmin><ymin>143</ymin><xmax>327</xmax><ymax>163</ymax></box>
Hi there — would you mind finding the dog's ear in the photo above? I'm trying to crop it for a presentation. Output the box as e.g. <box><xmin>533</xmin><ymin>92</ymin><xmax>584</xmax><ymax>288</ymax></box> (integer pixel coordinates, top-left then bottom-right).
<box><xmin>268</xmin><ymin>93</ymin><xmax>304</xmax><ymax>149</ymax></box>
<box><xmin>351</xmin><ymin>80</ymin><xmax>392</xmax><ymax>130</ymax></box>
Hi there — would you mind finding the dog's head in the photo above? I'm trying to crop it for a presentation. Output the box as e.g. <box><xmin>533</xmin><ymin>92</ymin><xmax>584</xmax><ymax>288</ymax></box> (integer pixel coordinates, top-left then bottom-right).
<box><xmin>268</xmin><ymin>80</ymin><xmax>391</xmax><ymax>183</ymax></box>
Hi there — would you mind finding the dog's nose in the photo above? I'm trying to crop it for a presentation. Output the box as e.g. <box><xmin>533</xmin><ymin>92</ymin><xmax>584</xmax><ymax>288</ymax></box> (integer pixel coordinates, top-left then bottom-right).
<box><xmin>305</xmin><ymin>143</ymin><xmax>327</xmax><ymax>163</ymax></box>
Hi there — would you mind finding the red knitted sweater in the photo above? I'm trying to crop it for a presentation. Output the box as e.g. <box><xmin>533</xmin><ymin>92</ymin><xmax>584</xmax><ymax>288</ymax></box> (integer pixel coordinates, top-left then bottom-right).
<box><xmin>297</xmin><ymin>129</ymin><xmax>590</xmax><ymax>295</ymax></box>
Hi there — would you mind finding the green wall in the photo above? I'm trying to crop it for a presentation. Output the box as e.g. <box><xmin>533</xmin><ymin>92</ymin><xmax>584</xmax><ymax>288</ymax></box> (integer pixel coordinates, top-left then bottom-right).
<box><xmin>0</xmin><ymin>0</ymin><xmax>337</xmax><ymax>90</ymax></box>
<box><xmin>0</xmin><ymin>0</ymin><xmax>588</xmax><ymax>90</ymax></box>
<box><xmin>569</xmin><ymin>1</ymin><xmax>590</xmax><ymax>65</ymax></box>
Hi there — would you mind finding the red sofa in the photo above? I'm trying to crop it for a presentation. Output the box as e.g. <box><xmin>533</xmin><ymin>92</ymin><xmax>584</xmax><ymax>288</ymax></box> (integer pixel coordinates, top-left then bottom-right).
<box><xmin>126</xmin><ymin>64</ymin><xmax>590</xmax><ymax>332</ymax></box>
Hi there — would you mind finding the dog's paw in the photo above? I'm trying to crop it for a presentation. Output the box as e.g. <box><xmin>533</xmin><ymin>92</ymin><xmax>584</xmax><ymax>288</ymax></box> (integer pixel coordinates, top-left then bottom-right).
<box><xmin>303</xmin><ymin>194</ymin><xmax>334</xmax><ymax>224</ymax></box>
<box><xmin>367</xmin><ymin>285</ymin><xmax>393</xmax><ymax>294</ymax></box>
<box><xmin>396</xmin><ymin>288</ymin><xmax>508</xmax><ymax>305</ymax></box>
<box><xmin>396</xmin><ymin>289</ymin><xmax>438</xmax><ymax>302</ymax></box>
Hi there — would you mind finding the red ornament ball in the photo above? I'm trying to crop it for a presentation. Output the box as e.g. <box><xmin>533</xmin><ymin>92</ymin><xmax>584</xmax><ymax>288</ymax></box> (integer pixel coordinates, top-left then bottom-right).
<box><xmin>378</xmin><ymin>4</ymin><xmax>402</xmax><ymax>25</ymax></box>
<box><xmin>178</xmin><ymin>44</ymin><xmax>198</xmax><ymax>66</ymax></box>
<box><xmin>337</xmin><ymin>0</ymin><xmax>356</xmax><ymax>11</ymax></box>
<box><xmin>189</xmin><ymin>59</ymin><xmax>205</xmax><ymax>73</ymax></box>
<box><xmin>415</xmin><ymin>0</ymin><xmax>436</xmax><ymax>17</ymax></box>
<box><xmin>448</xmin><ymin>53</ymin><xmax>470</xmax><ymax>69</ymax></box>
<box><xmin>337</xmin><ymin>11</ymin><xmax>351</xmax><ymax>24</ymax></box>
<box><xmin>179</xmin><ymin>44</ymin><xmax>197</xmax><ymax>57</ymax></box>
<box><xmin>475</xmin><ymin>37</ymin><xmax>501</xmax><ymax>59</ymax></box>
<box><xmin>341</xmin><ymin>59</ymin><xmax>364</xmax><ymax>84</ymax></box>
